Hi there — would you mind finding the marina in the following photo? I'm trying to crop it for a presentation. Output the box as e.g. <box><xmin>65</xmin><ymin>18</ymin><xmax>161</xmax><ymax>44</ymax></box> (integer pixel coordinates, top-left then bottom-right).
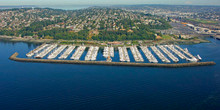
<box><xmin>165</xmin><ymin>45</ymin><xmax>188</xmax><ymax>59</ymax></box>
<box><xmin>48</xmin><ymin>45</ymin><xmax>67</xmax><ymax>59</ymax></box>
<box><xmin>174</xmin><ymin>45</ymin><xmax>198</xmax><ymax>62</ymax></box>
<box><xmin>85</xmin><ymin>46</ymin><xmax>94</xmax><ymax>61</ymax></box>
<box><xmin>22</xmin><ymin>43</ymin><xmax>206</xmax><ymax>64</ymax></box>
<box><xmin>91</xmin><ymin>46</ymin><xmax>99</xmax><ymax>61</ymax></box>
<box><xmin>151</xmin><ymin>46</ymin><xmax>171</xmax><ymax>63</ymax></box>
<box><xmin>118</xmin><ymin>47</ymin><xmax>130</xmax><ymax>62</ymax></box>
<box><xmin>130</xmin><ymin>46</ymin><xmax>144</xmax><ymax>62</ymax></box>
<box><xmin>10</xmin><ymin>52</ymin><xmax>216</xmax><ymax>68</ymax></box>
<box><xmin>103</xmin><ymin>47</ymin><xmax>114</xmax><ymax>58</ymax></box>
<box><xmin>85</xmin><ymin>46</ymin><xmax>99</xmax><ymax>61</ymax></box>
<box><xmin>140</xmin><ymin>46</ymin><xmax>158</xmax><ymax>63</ymax></box>
<box><xmin>35</xmin><ymin>44</ymin><xmax>57</xmax><ymax>59</ymax></box>
<box><xmin>109</xmin><ymin>47</ymin><xmax>114</xmax><ymax>57</ymax></box>
<box><xmin>58</xmin><ymin>45</ymin><xmax>75</xmax><ymax>59</ymax></box>
<box><xmin>26</xmin><ymin>44</ymin><xmax>48</xmax><ymax>57</ymax></box>
<box><xmin>158</xmin><ymin>45</ymin><xmax>179</xmax><ymax>62</ymax></box>
<box><xmin>70</xmin><ymin>46</ymin><xmax>86</xmax><ymax>60</ymax></box>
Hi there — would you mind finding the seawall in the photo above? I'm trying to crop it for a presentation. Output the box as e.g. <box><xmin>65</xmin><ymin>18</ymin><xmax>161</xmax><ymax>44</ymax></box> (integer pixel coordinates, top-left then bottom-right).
<box><xmin>9</xmin><ymin>52</ymin><xmax>216</xmax><ymax>68</ymax></box>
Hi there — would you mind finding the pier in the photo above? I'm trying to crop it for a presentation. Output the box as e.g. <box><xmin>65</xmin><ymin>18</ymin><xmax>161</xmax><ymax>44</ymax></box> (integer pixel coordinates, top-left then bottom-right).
<box><xmin>26</xmin><ymin>44</ymin><xmax>48</xmax><ymax>57</ymax></box>
<box><xmin>110</xmin><ymin>47</ymin><xmax>114</xmax><ymax>57</ymax></box>
<box><xmin>140</xmin><ymin>46</ymin><xmax>158</xmax><ymax>63</ymax></box>
<box><xmin>91</xmin><ymin>46</ymin><xmax>99</xmax><ymax>61</ymax></box>
<box><xmin>23</xmin><ymin>43</ymin><xmax>205</xmax><ymax>64</ymax></box>
<box><xmin>158</xmin><ymin>45</ymin><xmax>179</xmax><ymax>62</ymax></box>
<box><xmin>85</xmin><ymin>46</ymin><xmax>94</xmax><ymax>61</ymax></box>
<box><xmin>71</xmin><ymin>46</ymin><xmax>86</xmax><ymax>60</ymax></box>
<box><xmin>103</xmin><ymin>47</ymin><xmax>114</xmax><ymax>58</ymax></box>
<box><xmin>175</xmin><ymin>45</ymin><xmax>196</xmax><ymax>61</ymax></box>
<box><xmin>59</xmin><ymin>45</ymin><xmax>75</xmax><ymax>59</ymax></box>
<box><xmin>10</xmin><ymin>52</ymin><xmax>216</xmax><ymax>68</ymax></box>
<box><xmin>35</xmin><ymin>44</ymin><xmax>57</xmax><ymax>59</ymax></box>
<box><xmin>85</xmin><ymin>46</ymin><xmax>99</xmax><ymax>61</ymax></box>
<box><xmin>48</xmin><ymin>45</ymin><xmax>67</xmax><ymax>59</ymax></box>
<box><xmin>130</xmin><ymin>46</ymin><xmax>144</xmax><ymax>62</ymax></box>
<box><xmin>118</xmin><ymin>47</ymin><xmax>130</xmax><ymax>62</ymax></box>
<box><xmin>165</xmin><ymin>45</ymin><xmax>187</xmax><ymax>59</ymax></box>
<box><xmin>151</xmin><ymin>46</ymin><xmax>170</xmax><ymax>63</ymax></box>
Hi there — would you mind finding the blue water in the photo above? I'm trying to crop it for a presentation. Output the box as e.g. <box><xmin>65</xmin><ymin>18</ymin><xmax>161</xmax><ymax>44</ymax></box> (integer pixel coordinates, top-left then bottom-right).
<box><xmin>0</xmin><ymin>38</ymin><xmax>220</xmax><ymax>110</ymax></box>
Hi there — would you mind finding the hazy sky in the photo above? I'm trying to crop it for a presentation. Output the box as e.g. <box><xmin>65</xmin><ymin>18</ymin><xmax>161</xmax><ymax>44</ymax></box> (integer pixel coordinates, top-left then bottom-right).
<box><xmin>1</xmin><ymin>0</ymin><xmax>220</xmax><ymax>6</ymax></box>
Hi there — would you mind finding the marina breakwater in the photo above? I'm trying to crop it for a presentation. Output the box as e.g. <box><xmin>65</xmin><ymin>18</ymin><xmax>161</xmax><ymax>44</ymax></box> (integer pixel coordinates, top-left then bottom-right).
<box><xmin>10</xmin><ymin>52</ymin><xmax>216</xmax><ymax>68</ymax></box>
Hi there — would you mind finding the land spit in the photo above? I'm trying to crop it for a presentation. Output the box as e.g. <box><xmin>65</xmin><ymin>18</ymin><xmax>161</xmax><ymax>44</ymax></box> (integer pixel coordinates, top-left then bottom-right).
<box><xmin>10</xmin><ymin>52</ymin><xmax>216</xmax><ymax>68</ymax></box>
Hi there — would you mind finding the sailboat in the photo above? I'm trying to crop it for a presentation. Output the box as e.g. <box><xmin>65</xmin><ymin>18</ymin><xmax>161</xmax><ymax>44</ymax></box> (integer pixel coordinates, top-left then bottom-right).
<box><xmin>197</xmin><ymin>54</ymin><xmax>202</xmax><ymax>61</ymax></box>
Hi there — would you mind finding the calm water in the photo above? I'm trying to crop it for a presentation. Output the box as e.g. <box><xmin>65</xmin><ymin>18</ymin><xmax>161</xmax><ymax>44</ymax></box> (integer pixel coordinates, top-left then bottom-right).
<box><xmin>0</xmin><ymin>38</ymin><xmax>220</xmax><ymax>110</ymax></box>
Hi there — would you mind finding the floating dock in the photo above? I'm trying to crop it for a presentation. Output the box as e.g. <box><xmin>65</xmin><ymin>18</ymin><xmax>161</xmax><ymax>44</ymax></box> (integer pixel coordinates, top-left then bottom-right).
<box><xmin>165</xmin><ymin>45</ymin><xmax>187</xmax><ymax>59</ymax></box>
<box><xmin>130</xmin><ymin>46</ymin><xmax>144</xmax><ymax>62</ymax></box>
<box><xmin>118</xmin><ymin>47</ymin><xmax>130</xmax><ymax>62</ymax></box>
<box><xmin>85</xmin><ymin>46</ymin><xmax>99</xmax><ymax>61</ymax></box>
<box><xmin>158</xmin><ymin>45</ymin><xmax>179</xmax><ymax>62</ymax></box>
<box><xmin>71</xmin><ymin>46</ymin><xmax>86</xmax><ymax>60</ymax></box>
<box><xmin>109</xmin><ymin>47</ymin><xmax>114</xmax><ymax>57</ymax></box>
<box><xmin>140</xmin><ymin>46</ymin><xmax>158</xmax><ymax>63</ymax></box>
<box><xmin>174</xmin><ymin>45</ymin><xmax>197</xmax><ymax>62</ymax></box>
<box><xmin>85</xmin><ymin>46</ymin><xmax>94</xmax><ymax>61</ymax></box>
<box><xmin>58</xmin><ymin>45</ymin><xmax>75</xmax><ymax>59</ymax></box>
<box><xmin>48</xmin><ymin>45</ymin><xmax>67</xmax><ymax>59</ymax></box>
<box><xmin>103</xmin><ymin>47</ymin><xmax>114</xmax><ymax>58</ymax></box>
<box><xmin>24</xmin><ymin>44</ymin><xmax>204</xmax><ymax>64</ymax></box>
<box><xmin>35</xmin><ymin>44</ymin><xmax>57</xmax><ymax>59</ymax></box>
<box><xmin>151</xmin><ymin>46</ymin><xmax>170</xmax><ymax>63</ymax></box>
<box><xmin>91</xmin><ymin>46</ymin><xmax>99</xmax><ymax>61</ymax></box>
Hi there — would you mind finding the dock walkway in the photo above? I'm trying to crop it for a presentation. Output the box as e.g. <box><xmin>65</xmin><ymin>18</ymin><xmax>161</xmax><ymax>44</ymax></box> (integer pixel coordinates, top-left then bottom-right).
<box><xmin>48</xmin><ymin>45</ymin><xmax>67</xmax><ymax>59</ymax></box>
<box><xmin>59</xmin><ymin>45</ymin><xmax>75</xmax><ymax>59</ymax></box>
<box><xmin>26</xmin><ymin>44</ymin><xmax>48</xmax><ymax>57</ymax></box>
<box><xmin>130</xmin><ymin>46</ymin><xmax>144</xmax><ymax>62</ymax></box>
<box><xmin>35</xmin><ymin>44</ymin><xmax>57</xmax><ymax>59</ymax></box>
<box><xmin>175</xmin><ymin>45</ymin><xmax>195</xmax><ymax>59</ymax></box>
<box><xmin>140</xmin><ymin>46</ymin><xmax>158</xmax><ymax>63</ymax></box>
<box><xmin>166</xmin><ymin>45</ymin><xmax>187</xmax><ymax>59</ymax></box>
<box><xmin>118</xmin><ymin>47</ymin><xmax>130</xmax><ymax>62</ymax></box>
<box><xmin>71</xmin><ymin>46</ymin><xmax>86</xmax><ymax>60</ymax></box>
<box><xmin>103</xmin><ymin>47</ymin><xmax>114</xmax><ymax>58</ymax></box>
<box><xmin>158</xmin><ymin>45</ymin><xmax>179</xmax><ymax>62</ymax></box>
<box><xmin>151</xmin><ymin>46</ymin><xmax>170</xmax><ymax>63</ymax></box>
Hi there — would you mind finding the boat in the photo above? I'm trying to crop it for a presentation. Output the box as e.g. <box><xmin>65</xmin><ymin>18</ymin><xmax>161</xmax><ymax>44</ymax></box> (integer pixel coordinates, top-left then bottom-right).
<box><xmin>188</xmin><ymin>58</ymin><xmax>198</xmax><ymax>62</ymax></box>
<box><xmin>197</xmin><ymin>54</ymin><xmax>202</xmax><ymax>61</ymax></box>
<box><xmin>184</xmin><ymin>48</ymin><xmax>189</xmax><ymax>52</ymax></box>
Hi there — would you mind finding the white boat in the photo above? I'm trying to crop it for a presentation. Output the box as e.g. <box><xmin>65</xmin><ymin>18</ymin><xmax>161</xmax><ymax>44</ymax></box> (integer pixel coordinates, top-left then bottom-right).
<box><xmin>197</xmin><ymin>54</ymin><xmax>202</xmax><ymax>61</ymax></box>
<box><xmin>188</xmin><ymin>58</ymin><xmax>198</xmax><ymax>62</ymax></box>
<box><xmin>184</xmin><ymin>48</ymin><xmax>189</xmax><ymax>52</ymax></box>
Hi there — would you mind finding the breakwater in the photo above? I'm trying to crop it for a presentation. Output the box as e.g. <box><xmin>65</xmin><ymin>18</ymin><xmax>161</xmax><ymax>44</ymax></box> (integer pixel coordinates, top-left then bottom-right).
<box><xmin>9</xmin><ymin>52</ymin><xmax>216</xmax><ymax>68</ymax></box>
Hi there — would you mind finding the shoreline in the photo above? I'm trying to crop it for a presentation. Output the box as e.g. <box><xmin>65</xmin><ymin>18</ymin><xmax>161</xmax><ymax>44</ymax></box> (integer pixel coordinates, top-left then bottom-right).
<box><xmin>9</xmin><ymin>52</ymin><xmax>216</xmax><ymax>68</ymax></box>
<box><xmin>0</xmin><ymin>35</ymin><xmax>210</xmax><ymax>46</ymax></box>
<box><xmin>0</xmin><ymin>35</ymin><xmax>54</xmax><ymax>44</ymax></box>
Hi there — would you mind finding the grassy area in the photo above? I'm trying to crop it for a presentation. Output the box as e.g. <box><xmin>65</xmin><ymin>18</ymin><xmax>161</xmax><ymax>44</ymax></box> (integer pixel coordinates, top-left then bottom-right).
<box><xmin>162</xmin><ymin>35</ymin><xmax>172</xmax><ymax>40</ymax></box>
<box><xmin>60</xmin><ymin>41</ymin><xmax>74</xmax><ymax>45</ymax></box>
<box><xmin>187</xmin><ymin>19</ymin><xmax>218</xmax><ymax>24</ymax></box>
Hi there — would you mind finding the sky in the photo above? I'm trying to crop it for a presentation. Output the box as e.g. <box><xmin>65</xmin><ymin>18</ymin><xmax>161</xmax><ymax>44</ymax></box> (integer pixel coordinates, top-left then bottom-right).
<box><xmin>0</xmin><ymin>0</ymin><xmax>220</xmax><ymax>6</ymax></box>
